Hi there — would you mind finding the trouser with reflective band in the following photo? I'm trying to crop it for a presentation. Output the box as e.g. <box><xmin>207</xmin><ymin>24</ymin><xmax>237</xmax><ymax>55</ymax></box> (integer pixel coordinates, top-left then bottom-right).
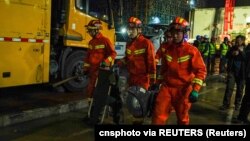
<box><xmin>152</xmin><ymin>84</ymin><xmax>192</xmax><ymax>125</ymax></box>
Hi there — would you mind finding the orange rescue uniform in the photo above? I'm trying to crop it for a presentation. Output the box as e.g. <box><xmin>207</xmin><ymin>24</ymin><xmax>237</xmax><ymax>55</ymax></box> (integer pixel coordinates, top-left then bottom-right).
<box><xmin>123</xmin><ymin>35</ymin><xmax>156</xmax><ymax>90</ymax></box>
<box><xmin>152</xmin><ymin>42</ymin><xmax>206</xmax><ymax>125</ymax></box>
<box><xmin>155</xmin><ymin>42</ymin><xmax>170</xmax><ymax>83</ymax></box>
<box><xmin>83</xmin><ymin>33</ymin><xmax>117</xmax><ymax>98</ymax></box>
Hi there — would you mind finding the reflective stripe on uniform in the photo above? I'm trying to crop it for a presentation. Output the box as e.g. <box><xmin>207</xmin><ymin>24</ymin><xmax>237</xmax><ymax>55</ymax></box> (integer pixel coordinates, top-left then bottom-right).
<box><xmin>149</xmin><ymin>73</ymin><xmax>156</xmax><ymax>79</ymax></box>
<box><xmin>134</xmin><ymin>49</ymin><xmax>145</xmax><ymax>55</ymax></box>
<box><xmin>126</xmin><ymin>49</ymin><xmax>132</xmax><ymax>54</ymax></box>
<box><xmin>192</xmin><ymin>78</ymin><xmax>203</xmax><ymax>86</ymax></box>
<box><xmin>95</xmin><ymin>45</ymin><xmax>105</xmax><ymax>49</ymax></box>
<box><xmin>166</xmin><ymin>55</ymin><xmax>172</xmax><ymax>62</ymax></box>
<box><xmin>107</xmin><ymin>56</ymin><xmax>113</xmax><ymax>62</ymax></box>
<box><xmin>178</xmin><ymin>55</ymin><xmax>191</xmax><ymax>63</ymax></box>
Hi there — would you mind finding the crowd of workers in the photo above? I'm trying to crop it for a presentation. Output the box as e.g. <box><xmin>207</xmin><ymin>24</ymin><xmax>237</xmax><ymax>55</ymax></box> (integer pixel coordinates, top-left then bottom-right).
<box><xmin>82</xmin><ymin>16</ymin><xmax>250</xmax><ymax>126</ymax></box>
<box><xmin>191</xmin><ymin>32</ymin><xmax>250</xmax><ymax>125</ymax></box>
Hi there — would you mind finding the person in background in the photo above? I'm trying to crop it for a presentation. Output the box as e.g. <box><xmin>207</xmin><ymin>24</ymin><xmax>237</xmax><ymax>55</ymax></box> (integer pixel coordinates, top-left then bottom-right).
<box><xmin>219</xmin><ymin>37</ymin><xmax>230</xmax><ymax>75</ymax></box>
<box><xmin>207</xmin><ymin>36</ymin><xmax>217</xmax><ymax>75</ymax></box>
<box><xmin>219</xmin><ymin>35</ymin><xmax>246</xmax><ymax>111</ymax></box>
<box><xmin>193</xmin><ymin>35</ymin><xmax>201</xmax><ymax>48</ymax></box>
<box><xmin>232</xmin><ymin>43</ymin><xmax>250</xmax><ymax>124</ymax></box>
<box><xmin>151</xmin><ymin>17</ymin><xmax>207</xmax><ymax>125</ymax></box>
<box><xmin>200</xmin><ymin>35</ymin><xmax>210</xmax><ymax>86</ymax></box>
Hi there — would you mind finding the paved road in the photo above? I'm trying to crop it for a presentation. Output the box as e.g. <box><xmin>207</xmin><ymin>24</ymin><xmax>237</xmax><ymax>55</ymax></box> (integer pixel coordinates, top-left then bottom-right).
<box><xmin>1</xmin><ymin>77</ymin><xmax>247</xmax><ymax>141</ymax></box>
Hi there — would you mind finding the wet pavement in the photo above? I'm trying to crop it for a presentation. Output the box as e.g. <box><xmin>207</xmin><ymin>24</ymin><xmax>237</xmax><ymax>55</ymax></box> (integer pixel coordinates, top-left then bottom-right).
<box><xmin>0</xmin><ymin>75</ymin><xmax>249</xmax><ymax>141</ymax></box>
<box><xmin>0</xmin><ymin>85</ymin><xmax>88</xmax><ymax>127</ymax></box>
<box><xmin>0</xmin><ymin>58</ymin><xmax>249</xmax><ymax>140</ymax></box>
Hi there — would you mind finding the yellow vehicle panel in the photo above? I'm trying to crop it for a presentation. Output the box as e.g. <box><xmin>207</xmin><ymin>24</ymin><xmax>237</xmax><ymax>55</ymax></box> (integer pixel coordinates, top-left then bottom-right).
<box><xmin>64</xmin><ymin>0</ymin><xmax>115</xmax><ymax>48</ymax></box>
<box><xmin>0</xmin><ymin>0</ymin><xmax>51</xmax><ymax>87</ymax></box>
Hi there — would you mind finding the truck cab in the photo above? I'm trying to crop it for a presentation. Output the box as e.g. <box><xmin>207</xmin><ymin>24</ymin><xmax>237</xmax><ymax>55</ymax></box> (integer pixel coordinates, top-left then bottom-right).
<box><xmin>0</xmin><ymin>0</ymin><xmax>115</xmax><ymax>92</ymax></box>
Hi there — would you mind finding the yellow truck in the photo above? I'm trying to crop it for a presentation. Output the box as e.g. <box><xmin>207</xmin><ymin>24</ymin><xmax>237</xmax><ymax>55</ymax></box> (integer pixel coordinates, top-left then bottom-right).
<box><xmin>0</xmin><ymin>0</ymin><xmax>115</xmax><ymax>92</ymax></box>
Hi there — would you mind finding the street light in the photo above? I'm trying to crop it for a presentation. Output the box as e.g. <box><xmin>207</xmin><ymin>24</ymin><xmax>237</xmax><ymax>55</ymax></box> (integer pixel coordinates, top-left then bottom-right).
<box><xmin>120</xmin><ymin>27</ymin><xmax>126</xmax><ymax>34</ymax></box>
<box><xmin>187</xmin><ymin>0</ymin><xmax>195</xmax><ymax>9</ymax></box>
<box><xmin>150</xmin><ymin>17</ymin><xmax>160</xmax><ymax>24</ymax></box>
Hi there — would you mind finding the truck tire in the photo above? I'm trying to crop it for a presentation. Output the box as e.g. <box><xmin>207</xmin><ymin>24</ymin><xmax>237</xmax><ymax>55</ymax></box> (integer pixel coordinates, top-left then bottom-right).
<box><xmin>63</xmin><ymin>50</ymin><xmax>89</xmax><ymax>92</ymax></box>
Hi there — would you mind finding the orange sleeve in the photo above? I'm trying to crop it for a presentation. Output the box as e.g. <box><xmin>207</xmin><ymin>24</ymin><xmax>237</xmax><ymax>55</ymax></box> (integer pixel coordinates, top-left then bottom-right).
<box><xmin>191</xmin><ymin>47</ymin><xmax>207</xmax><ymax>92</ymax></box>
<box><xmin>155</xmin><ymin>44</ymin><xmax>163</xmax><ymax>64</ymax></box>
<box><xmin>146</xmin><ymin>39</ymin><xmax>157</xmax><ymax>82</ymax></box>
<box><xmin>104</xmin><ymin>37</ymin><xmax>117</xmax><ymax>65</ymax></box>
<box><xmin>83</xmin><ymin>44</ymin><xmax>91</xmax><ymax>69</ymax></box>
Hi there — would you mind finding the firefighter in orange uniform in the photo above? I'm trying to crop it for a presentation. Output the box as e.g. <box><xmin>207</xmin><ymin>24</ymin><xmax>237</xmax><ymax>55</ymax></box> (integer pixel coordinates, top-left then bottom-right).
<box><xmin>83</xmin><ymin>20</ymin><xmax>117</xmax><ymax>100</ymax></box>
<box><xmin>119</xmin><ymin>17</ymin><xmax>156</xmax><ymax>90</ymax></box>
<box><xmin>155</xmin><ymin>29</ymin><xmax>173</xmax><ymax>83</ymax></box>
<box><xmin>117</xmin><ymin>17</ymin><xmax>156</xmax><ymax>124</ymax></box>
<box><xmin>152</xmin><ymin>17</ymin><xmax>207</xmax><ymax>125</ymax></box>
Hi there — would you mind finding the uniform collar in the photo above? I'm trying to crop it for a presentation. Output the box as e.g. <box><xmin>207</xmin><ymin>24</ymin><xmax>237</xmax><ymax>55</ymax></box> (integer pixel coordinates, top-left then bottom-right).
<box><xmin>173</xmin><ymin>41</ymin><xmax>186</xmax><ymax>47</ymax></box>
<box><xmin>94</xmin><ymin>32</ymin><xmax>102</xmax><ymax>39</ymax></box>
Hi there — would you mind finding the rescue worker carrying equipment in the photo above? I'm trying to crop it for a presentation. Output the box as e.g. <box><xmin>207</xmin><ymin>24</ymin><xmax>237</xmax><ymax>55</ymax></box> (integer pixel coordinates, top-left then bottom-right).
<box><xmin>117</xmin><ymin>17</ymin><xmax>156</xmax><ymax>119</ymax></box>
<box><xmin>151</xmin><ymin>16</ymin><xmax>207</xmax><ymax>125</ymax></box>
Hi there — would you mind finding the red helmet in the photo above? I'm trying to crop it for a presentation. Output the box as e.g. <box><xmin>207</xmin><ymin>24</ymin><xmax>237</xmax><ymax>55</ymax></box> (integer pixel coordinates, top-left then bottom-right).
<box><xmin>169</xmin><ymin>17</ymin><xmax>190</xmax><ymax>32</ymax></box>
<box><xmin>85</xmin><ymin>20</ymin><xmax>102</xmax><ymax>30</ymax></box>
<box><xmin>127</xmin><ymin>17</ymin><xmax>142</xmax><ymax>28</ymax></box>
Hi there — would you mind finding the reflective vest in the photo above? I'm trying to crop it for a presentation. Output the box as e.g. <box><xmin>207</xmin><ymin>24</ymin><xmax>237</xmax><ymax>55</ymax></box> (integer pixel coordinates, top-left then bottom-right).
<box><xmin>220</xmin><ymin>43</ymin><xmax>228</xmax><ymax>56</ymax></box>
<box><xmin>209</xmin><ymin>43</ymin><xmax>216</xmax><ymax>56</ymax></box>
<box><xmin>198</xmin><ymin>43</ymin><xmax>204</xmax><ymax>53</ymax></box>
<box><xmin>202</xmin><ymin>43</ymin><xmax>209</xmax><ymax>57</ymax></box>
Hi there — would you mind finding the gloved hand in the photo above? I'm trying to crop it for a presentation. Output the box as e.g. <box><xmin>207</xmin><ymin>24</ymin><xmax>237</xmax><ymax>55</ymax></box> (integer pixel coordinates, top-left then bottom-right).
<box><xmin>189</xmin><ymin>90</ymin><xmax>199</xmax><ymax>103</ymax></box>
<box><xmin>100</xmin><ymin>61</ymin><xmax>107</xmax><ymax>68</ymax></box>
